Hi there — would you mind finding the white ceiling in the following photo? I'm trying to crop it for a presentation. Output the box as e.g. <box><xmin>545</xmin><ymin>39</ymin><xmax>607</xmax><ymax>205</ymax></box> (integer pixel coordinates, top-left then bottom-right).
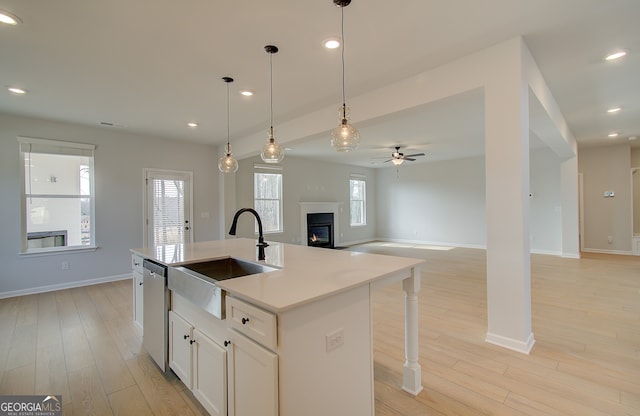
<box><xmin>1</xmin><ymin>0</ymin><xmax>638</xmax><ymax>168</ymax></box>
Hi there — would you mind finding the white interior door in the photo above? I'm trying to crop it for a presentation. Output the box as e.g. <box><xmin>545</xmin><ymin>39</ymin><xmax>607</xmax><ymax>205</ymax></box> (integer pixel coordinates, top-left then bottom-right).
<box><xmin>144</xmin><ymin>169</ymin><xmax>193</xmax><ymax>248</ymax></box>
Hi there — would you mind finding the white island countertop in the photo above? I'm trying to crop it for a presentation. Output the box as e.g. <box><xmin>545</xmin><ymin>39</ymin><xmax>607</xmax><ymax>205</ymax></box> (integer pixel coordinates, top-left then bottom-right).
<box><xmin>131</xmin><ymin>238</ymin><xmax>424</xmax><ymax>313</ymax></box>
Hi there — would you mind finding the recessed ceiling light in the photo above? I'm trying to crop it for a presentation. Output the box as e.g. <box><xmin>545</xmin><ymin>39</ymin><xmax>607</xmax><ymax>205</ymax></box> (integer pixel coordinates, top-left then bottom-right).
<box><xmin>323</xmin><ymin>37</ymin><xmax>341</xmax><ymax>49</ymax></box>
<box><xmin>240</xmin><ymin>90</ymin><xmax>254</xmax><ymax>97</ymax></box>
<box><xmin>605</xmin><ymin>50</ymin><xmax>627</xmax><ymax>61</ymax></box>
<box><xmin>187</xmin><ymin>122</ymin><xmax>198</xmax><ymax>128</ymax></box>
<box><xmin>608</xmin><ymin>132</ymin><xmax>619</xmax><ymax>138</ymax></box>
<box><xmin>607</xmin><ymin>107</ymin><xmax>621</xmax><ymax>113</ymax></box>
<box><xmin>7</xmin><ymin>86</ymin><xmax>27</xmax><ymax>95</ymax></box>
<box><xmin>0</xmin><ymin>10</ymin><xmax>21</xmax><ymax>25</ymax></box>
<box><xmin>629</xmin><ymin>136</ymin><xmax>638</xmax><ymax>141</ymax></box>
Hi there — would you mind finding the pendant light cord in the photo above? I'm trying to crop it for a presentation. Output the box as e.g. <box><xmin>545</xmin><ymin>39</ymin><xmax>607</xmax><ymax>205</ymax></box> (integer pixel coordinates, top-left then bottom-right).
<box><xmin>340</xmin><ymin>5</ymin><xmax>346</xmax><ymax>108</ymax></box>
<box><xmin>226</xmin><ymin>81</ymin><xmax>231</xmax><ymax>151</ymax></box>
<box><xmin>270</xmin><ymin>51</ymin><xmax>274</xmax><ymax>130</ymax></box>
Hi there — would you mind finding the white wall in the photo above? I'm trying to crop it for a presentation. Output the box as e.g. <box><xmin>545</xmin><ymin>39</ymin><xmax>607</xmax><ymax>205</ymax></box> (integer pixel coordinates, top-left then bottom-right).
<box><xmin>529</xmin><ymin>147</ymin><xmax>563</xmax><ymax>254</ymax></box>
<box><xmin>232</xmin><ymin>155</ymin><xmax>376</xmax><ymax>246</ymax></box>
<box><xmin>579</xmin><ymin>144</ymin><xmax>633</xmax><ymax>253</ymax></box>
<box><xmin>375</xmin><ymin>156</ymin><xmax>486</xmax><ymax>248</ymax></box>
<box><xmin>374</xmin><ymin>146</ymin><xmax>563</xmax><ymax>254</ymax></box>
<box><xmin>632</xmin><ymin>148</ymin><xmax>640</xmax><ymax>236</ymax></box>
<box><xmin>0</xmin><ymin>113</ymin><xmax>221</xmax><ymax>296</ymax></box>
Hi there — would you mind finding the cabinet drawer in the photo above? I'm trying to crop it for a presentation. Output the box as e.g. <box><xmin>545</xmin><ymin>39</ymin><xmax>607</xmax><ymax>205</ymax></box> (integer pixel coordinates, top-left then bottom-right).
<box><xmin>226</xmin><ymin>296</ymin><xmax>277</xmax><ymax>350</ymax></box>
<box><xmin>131</xmin><ymin>254</ymin><xmax>143</xmax><ymax>273</ymax></box>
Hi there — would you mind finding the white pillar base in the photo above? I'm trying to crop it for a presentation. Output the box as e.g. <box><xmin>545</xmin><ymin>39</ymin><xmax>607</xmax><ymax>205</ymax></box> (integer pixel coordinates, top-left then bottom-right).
<box><xmin>401</xmin><ymin>363</ymin><xmax>424</xmax><ymax>395</ymax></box>
<box><xmin>485</xmin><ymin>332</ymin><xmax>535</xmax><ymax>354</ymax></box>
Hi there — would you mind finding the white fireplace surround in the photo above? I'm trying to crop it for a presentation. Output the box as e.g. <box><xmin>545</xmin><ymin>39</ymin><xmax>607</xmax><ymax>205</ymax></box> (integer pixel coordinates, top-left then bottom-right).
<box><xmin>299</xmin><ymin>202</ymin><xmax>342</xmax><ymax>246</ymax></box>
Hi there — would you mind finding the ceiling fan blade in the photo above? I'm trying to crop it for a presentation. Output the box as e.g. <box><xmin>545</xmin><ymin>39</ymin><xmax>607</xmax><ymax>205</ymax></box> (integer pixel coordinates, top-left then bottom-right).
<box><xmin>403</xmin><ymin>153</ymin><xmax>425</xmax><ymax>158</ymax></box>
<box><xmin>383</xmin><ymin>159</ymin><xmax>393</xmax><ymax>163</ymax></box>
<box><xmin>404</xmin><ymin>158</ymin><xmax>416</xmax><ymax>161</ymax></box>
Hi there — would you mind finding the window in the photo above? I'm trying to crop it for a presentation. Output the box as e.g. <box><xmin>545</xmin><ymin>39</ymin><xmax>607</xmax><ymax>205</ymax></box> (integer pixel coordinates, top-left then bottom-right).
<box><xmin>254</xmin><ymin>167</ymin><xmax>283</xmax><ymax>234</ymax></box>
<box><xmin>19</xmin><ymin>137</ymin><xmax>95</xmax><ymax>253</ymax></box>
<box><xmin>349</xmin><ymin>176</ymin><xmax>366</xmax><ymax>226</ymax></box>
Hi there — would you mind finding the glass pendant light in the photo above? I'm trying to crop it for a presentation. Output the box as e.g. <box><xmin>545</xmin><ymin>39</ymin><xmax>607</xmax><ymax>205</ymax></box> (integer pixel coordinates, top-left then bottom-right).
<box><xmin>261</xmin><ymin>45</ymin><xmax>285</xmax><ymax>163</ymax></box>
<box><xmin>330</xmin><ymin>0</ymin><xmax>360</xmax><ymax>152</ymax></box>
<box><xmin>218</xmin><ymin>77</ymin><xmax>239</xmax><ymax>173</ymax></box>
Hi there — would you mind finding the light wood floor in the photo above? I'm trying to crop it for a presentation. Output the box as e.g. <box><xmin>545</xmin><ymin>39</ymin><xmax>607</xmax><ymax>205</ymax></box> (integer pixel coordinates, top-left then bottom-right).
<box><xmin>1</xmin><ymin>243</ymin><xmax>638</xmax><ymax>415</ymax></box>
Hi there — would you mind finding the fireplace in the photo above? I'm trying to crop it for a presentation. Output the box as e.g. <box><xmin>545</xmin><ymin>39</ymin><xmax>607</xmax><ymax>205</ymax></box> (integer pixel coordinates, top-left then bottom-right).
<box><xmin>307</xmin><ymin>213</ymin><xmax>334</xmax><ymax>248</ymax></box>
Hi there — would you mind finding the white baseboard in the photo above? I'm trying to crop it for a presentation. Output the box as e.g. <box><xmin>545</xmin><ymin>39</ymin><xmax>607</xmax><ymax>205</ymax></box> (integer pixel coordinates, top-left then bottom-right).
<box><xmin>338</xmin><ymin>238</ymin><xmax>378</xmax><ymax>247</ymax></box>
<box><xmin>530</xmin><ymin>248</ymin><xmax>562</xmax><ymax>256</ymax></box>
<box><xmin>377</xmin><ymin>237</ymin><xmax>486</xmax><ymax>250</ymax></box>
<box><xmin>485</xmin><ymin>332</ymin><xmax>535</xmax><ymax>354</ymax></box>
<box><xmin>581</xmin><ymin>248</ymin><xmax>634</xmax><ymax>256</ymax></box>
<box><xmin>0</xmin><ymin>274</ymin><xmax>132</xmax><ymax>299</ymax></box>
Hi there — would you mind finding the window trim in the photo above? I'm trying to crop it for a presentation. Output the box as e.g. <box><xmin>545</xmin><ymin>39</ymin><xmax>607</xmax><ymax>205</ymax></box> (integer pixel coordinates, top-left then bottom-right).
<box><xmin>349</xmin><ymin>175</ymin><xmax>367</xmax><ymax>227</ymax></box>
<box><xmin>253</xmin><ymin>165</ymin><xmax>284</xmax><ymax>234</ymax></box>
<box><xmin>18</xmin><ymin>136</ymin><xmax>96</xmax><ymax>254</ymax></box>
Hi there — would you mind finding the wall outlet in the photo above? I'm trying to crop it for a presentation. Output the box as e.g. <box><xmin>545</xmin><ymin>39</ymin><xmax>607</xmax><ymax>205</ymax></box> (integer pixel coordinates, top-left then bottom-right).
<box><xmin>61</xmin><ymin>261</ymin><xmax>69</xmax><ymax>270</ymax></box>
<box><xmin>326</xmin><ymin>328</ymin><xmax>344</xmax><ymax>352</ymax></box>
<box><xmin>607</xmin><ymin>236</ymin><xmax>613</xmax><ymax>244</ymax></box>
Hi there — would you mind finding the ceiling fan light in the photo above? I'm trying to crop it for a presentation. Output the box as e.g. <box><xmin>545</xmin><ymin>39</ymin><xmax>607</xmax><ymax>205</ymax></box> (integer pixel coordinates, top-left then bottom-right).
<box><xmin>391</xmin><ymin>158</ymin><xmax>404</xmax><ymax>166</ymax></box>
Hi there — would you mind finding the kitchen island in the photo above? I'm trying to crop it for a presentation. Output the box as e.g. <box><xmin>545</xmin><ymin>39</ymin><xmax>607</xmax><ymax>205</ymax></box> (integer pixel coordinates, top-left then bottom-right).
<box><xmin>132</xmin><ymin>238</ymin><xmax>424</xmax><ymax>416</ymax></box>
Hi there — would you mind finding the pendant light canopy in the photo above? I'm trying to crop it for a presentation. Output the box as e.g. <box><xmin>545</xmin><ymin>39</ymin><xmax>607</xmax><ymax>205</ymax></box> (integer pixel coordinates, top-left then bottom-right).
<box><xmin>330</xmin><ymin>0</ymin><xmax>360</xmax><ymax>152</ymax></box>
<box><xmin>218</xmin><ymin>76</ymin><xmax>239</xmax><ymax>174</ymax></box>
<box><xmin>260</xmin><ymin>45</ymin><xmax>285</xmax><ymax>163</ymax></box>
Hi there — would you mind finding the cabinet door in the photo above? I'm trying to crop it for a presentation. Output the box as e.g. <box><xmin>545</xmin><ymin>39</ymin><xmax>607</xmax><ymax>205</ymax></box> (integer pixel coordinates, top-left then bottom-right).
<box><xmin>192</xmin><ymin>328</ymin><xmax>227</xmax><ymax>416</ymax></box>
<box><xmin>169</xmin><ymin>311</ymin><xmax>193</xmax><ymax>388</ymax></box>
<box><xmin>227</xmin><ymin>329</ymin><xmax>278</xmax><ymax>416</ymax></box>
<box><xmin>133</xmin><ymin>271</ymin><xmax>144</xmax><ymax>330</ymax></box>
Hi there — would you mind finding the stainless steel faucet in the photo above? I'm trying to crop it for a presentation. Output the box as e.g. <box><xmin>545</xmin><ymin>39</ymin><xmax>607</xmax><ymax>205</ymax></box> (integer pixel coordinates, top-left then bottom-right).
<box><xmin>229</xmin><ymin>208</ymin><xmax>269</xmax><ymax>260</ymax></box>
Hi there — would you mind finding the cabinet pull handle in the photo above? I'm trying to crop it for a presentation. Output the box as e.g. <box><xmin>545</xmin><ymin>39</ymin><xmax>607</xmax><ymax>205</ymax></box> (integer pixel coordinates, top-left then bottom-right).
<box><xmin>139</xmin><ymin>282</ymin><xmax>143</xmax><ymax>286</ymax></box>
<box><xmin>190</xmin><ymin>339</ymin><xmax>196</xmax><ymax>345</ymax></box>
<box><xmin>224</xmin><ymin>340</ymin><xmax>231</xmax><ymax>347</ymax></box>
<box><xmin>241</xmin><ymin>317</ymin><xmax>250</xmax><ymax>325</ymax></box>
<box><xmin>183</xmin><ymin>334</ymin><xmax>189</xmax><ymax>340</ymax></box>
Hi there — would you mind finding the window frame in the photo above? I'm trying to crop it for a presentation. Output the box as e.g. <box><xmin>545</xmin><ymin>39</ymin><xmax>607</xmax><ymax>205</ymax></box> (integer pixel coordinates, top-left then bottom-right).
<box><xmin>18</xmin><ymin>136</ymin><xmax>96</xmax><ymax>255</ymax></box>
<box><xmin>349</xmin><ymin>175</ymin><xmax>367</xmax><ymax>227</ymax></box>
<box><xmin>253</xmin><ymin>165</ymin><xmax>284</xmax><ymax>235</ymax></box>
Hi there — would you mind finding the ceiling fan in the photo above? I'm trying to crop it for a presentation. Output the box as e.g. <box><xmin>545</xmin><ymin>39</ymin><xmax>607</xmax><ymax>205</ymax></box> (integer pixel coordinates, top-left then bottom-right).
<box><xmin>384</xmin><ymin>146</ymin><xmax>426</xmax><ymax>166</ymax></box>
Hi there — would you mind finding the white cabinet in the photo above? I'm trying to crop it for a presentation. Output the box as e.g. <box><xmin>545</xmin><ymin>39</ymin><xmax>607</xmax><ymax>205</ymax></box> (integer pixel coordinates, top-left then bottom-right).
<box><xmin>169</xmin><ymin>297</ymin><xmax>228</xmax><ymax>416</ymax></box>
<box><xmin>227</xmin><ymin>329</ymin><xmax>278</xmax><ymax>416</ymax></box>
<box><xmin>169</xmin><ymin>311</ymin><xmax>192</xmax><ymax>388</ymax></box>
<box><xmin>131</xmin><ymin>254</ymin><xmax>144</xmax><ymax>330</ymax></box>
<box><xmin>226</xmin><ymin>296</ymin><xmax>278</xmax><ymax>416</ymax></box>
<box><xmin>192</xmin><ymin>328</ymin><xmax>228</xmax><ymax>416</ymax></box>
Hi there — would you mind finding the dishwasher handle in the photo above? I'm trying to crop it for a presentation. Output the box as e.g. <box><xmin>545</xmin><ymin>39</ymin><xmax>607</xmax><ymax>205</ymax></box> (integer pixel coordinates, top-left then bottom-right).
<box><xmin>143</xmin><ymin>259</ymin><xmax>167</xmax><ymax>277</ymax></box>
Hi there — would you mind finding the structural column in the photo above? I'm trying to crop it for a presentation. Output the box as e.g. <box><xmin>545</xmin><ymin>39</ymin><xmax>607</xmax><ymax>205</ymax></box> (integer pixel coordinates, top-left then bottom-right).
<box><xmin>484</xmin><ymin>39</ymin><xmax>535</xmax><ymax>353</ymax></box>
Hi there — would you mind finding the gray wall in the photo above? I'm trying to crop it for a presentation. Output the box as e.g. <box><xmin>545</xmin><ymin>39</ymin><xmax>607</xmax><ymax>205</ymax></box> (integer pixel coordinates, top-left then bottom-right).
<box><xmin>0</xmin><ymin>113</ymin><xmax>220</xmax><ymax>296</ymax></box>
<box><xmin>376</xmin><ymin>156</ymin><xmax>487</xmax><ymax>248</ymax></box>
<box><xmin>375</xmin><ymin>147</ymin><xmax>564</xmax><ymax>254</ymax></box>
<box><xmin>632</xmin><ymin>148</ymin><xmax>640</xmax><ymax>235</ymax></box>
<box><xmin>233</xmin><ymin>155</ymin><xmax>377</xmax><ymax>246</ymax></box>
<box><xmin>579</xmin><ymin>144</ymin><xmax>633</xmax><ymax>252</ymax></box>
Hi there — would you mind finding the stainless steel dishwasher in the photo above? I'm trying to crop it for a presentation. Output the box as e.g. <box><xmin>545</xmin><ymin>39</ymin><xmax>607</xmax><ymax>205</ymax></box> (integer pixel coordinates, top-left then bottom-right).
<box><xmin>142</xmin><ymin>259</ymin><xmax>169</xmax><ymax>372</ymax></box>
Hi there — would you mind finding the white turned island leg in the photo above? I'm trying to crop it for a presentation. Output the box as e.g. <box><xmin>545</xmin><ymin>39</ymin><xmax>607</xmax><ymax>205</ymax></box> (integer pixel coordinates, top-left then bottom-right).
<box><xmin>402</xmin><ymin>267</ymin><xmax>423</xmax><ymax>395</ymax></box>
